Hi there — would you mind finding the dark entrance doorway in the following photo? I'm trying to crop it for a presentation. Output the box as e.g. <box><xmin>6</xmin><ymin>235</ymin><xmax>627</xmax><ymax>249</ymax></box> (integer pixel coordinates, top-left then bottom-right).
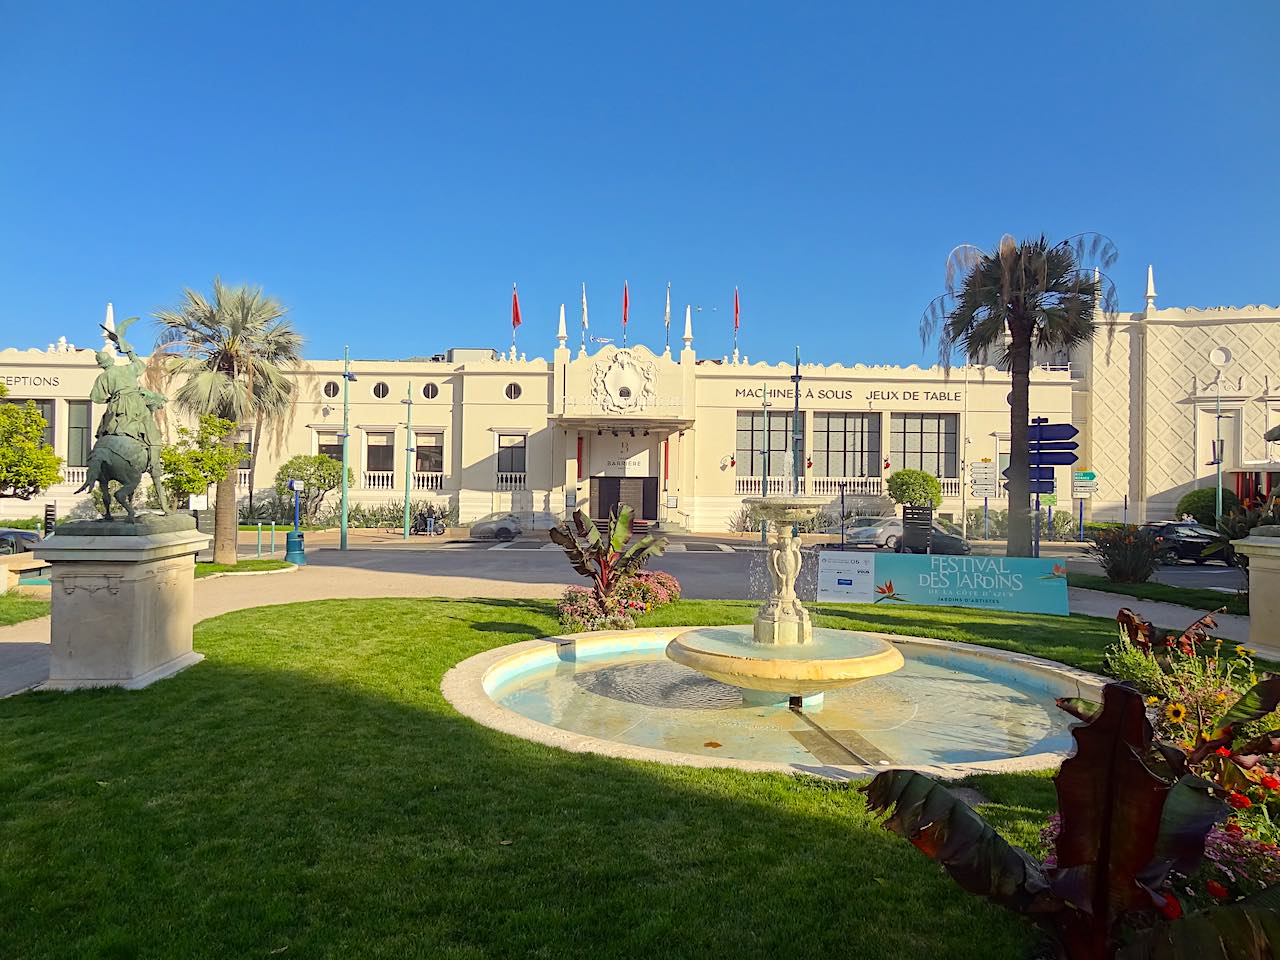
<box><xmin>590</xmin><ymin>476</ymin><xmax>658</xmax><ymax>521</ymax></box>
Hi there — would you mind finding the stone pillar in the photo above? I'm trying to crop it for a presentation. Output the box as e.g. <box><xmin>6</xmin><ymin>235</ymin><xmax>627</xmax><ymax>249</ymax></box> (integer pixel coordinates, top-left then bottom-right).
<box><xmin>1235</xmin><ymin>531</ymin><xmax>1280</xmax><ymax>649</ymax></box>
<box><xmin>33</xmin><ymin>515</ymin><xmax>211</xmax><ymax>691</ymax></box>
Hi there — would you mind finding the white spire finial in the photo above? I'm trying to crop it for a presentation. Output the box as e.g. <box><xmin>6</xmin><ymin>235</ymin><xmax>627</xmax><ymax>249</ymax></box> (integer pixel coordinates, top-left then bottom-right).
<box><xmin>556</xmin><ymin>303</ymin><xmax>567</xmax><ymax>347</ymax></box>
<box><xmin>1145</xmin><ymin>264</ymin><xmax>1157</xmax><ymax>310</ymax></box>
<box><xmin>682</xmin><ymin>304</ymin><xmax>693</xmax><ymax>347</ymax></box>
<box><xmin>103</xmin><ymin>301</ymin><xmax>117</xmax><ymax>354</ymax></box>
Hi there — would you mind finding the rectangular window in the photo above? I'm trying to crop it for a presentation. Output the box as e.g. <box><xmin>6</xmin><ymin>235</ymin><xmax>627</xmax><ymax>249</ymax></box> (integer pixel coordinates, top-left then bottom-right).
<box><xmin>236</xmin><ymin>428</ymin><xmax>253</xmax><ymax>470</ymax></box>
<box><xmin>66</xmin><ymin>400</ymin><xmax>91</xmax><ymax>468</ymax></box>
<box><xmin>317</xmin><ymin>432</ymin><xmax>343</xmax><ymax>462</ymax></box>
<box><xmin>416</xmin><ymin>432</ymin><xmax>444</xmax><ymax>473</ymax></box>
<box><xmin>734</xmin><ymin>411</ymin><xmax>804</xmax><ymax>477</ymax></box>
<box><xmin>366</xmin><ymin>432</ymin><xmax>394</xmax><ymax>472</ymax></box>
<box><xmin>889</xmin><ymin>413</ymin><xmax>959</xmax><ymax>477</ymax></box>
<box><xmin>812</xmin><ymin>412</ymin><xmax>881</xmax><ymax>477</ymax></box>
<box><xmin>1</xmin><ymin>397</ymin><xmax>54</xmax><ymax>448</ymax></box>
<box><xmin>497</xmin><ymin>434</ymin><xmax>526</xmax><ymax>474</ymax></box>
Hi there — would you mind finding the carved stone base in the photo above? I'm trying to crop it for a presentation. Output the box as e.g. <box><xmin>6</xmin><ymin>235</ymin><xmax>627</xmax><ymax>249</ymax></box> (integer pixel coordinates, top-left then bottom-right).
<box><xmin>33</xmin><ymin>526</ymin><xmax>211</xmax><ymax>691</ymax></box>
<box><xmin>752</xmin><ymin>599</ymin><xmax>813</xmax><ymax>646</ymax></box>
<box><xmin>1235</xmin><ymin>535</ymin><xmax>1280</xmax><ymax>651</ymax></box>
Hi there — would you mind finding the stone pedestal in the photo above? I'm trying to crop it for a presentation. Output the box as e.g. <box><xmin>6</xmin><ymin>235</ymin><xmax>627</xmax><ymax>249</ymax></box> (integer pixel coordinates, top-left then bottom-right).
<box><xmin>1235</xmin><ymin>529</ymin><xmax>1280</xmax><ymax>650</ymax></box>
<box><xmin>33</xmin><ymin>515</ymin><xmax>211</xmax><ymax>691</ymax></box>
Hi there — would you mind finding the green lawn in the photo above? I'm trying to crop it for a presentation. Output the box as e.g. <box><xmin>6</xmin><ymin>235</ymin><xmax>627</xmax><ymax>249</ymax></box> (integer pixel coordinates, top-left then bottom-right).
<box><xmin>0</xmin><ymin>591</ymin><xmax>50</xmax><ymax>626</ymax></box>
<box><xmin>194</xmin><ymin>558</ymin><xmax>295</xmax><ymax>579</ymax></box>
<box><xmin>0</xmin><ymin>598</ymin><xmax>1103</xmax><ymax>959</ymax></box>
<box><xmin>1068</xmin><ymin>572</ymin><xmax>1248</xmax><ymax>617</ymax></box>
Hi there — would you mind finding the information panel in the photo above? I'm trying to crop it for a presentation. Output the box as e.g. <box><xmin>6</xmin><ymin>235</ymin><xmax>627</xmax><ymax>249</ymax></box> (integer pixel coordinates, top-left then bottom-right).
<box><xmin>815</xmin><ymin>551</ymin><xmax>876</xmax><ymax>602</ymax></box>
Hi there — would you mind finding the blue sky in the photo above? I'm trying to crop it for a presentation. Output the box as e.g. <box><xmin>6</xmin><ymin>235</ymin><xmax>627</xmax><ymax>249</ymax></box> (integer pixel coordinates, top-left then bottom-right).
<box><xmin>2</xmin><ymin>1</ymin><xmax>1276</xmax><ymax>365</ymax></box>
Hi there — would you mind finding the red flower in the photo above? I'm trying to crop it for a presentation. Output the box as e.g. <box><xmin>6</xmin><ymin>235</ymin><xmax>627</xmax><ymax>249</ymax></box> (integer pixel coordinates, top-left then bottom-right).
<box><xmin>1158</xmin><ymin>892</ymin><xmax>1182</xmax><ymax>920</ymax></box>
<box><xmin>1215</xmin><ymin>747</ymin><xmax>1233</xmax><ymax>757</ymax></box>
<box><xmin>1262</xmin><ymin>775</ymin><xmax>1280</xmax><ymax>791</ymax></box>
<box><xmin>1206</xmin><ymin>880</ymin><xmax>1229</xmax><ymax>899</ymax></box>
<box><xmin>1227</xmin><ymin>792</ymin><xmax>1253</xmax><ymax>809</ymax></box>
<box><xmin>875</xmin><ymin>580</ymin><xmax>896</xmax><ymax>596</ymax></box>
<box><xmin>1225</xmin><ymin>822</ymin><xmax>1244</xmax><ymax>836</ymax></box>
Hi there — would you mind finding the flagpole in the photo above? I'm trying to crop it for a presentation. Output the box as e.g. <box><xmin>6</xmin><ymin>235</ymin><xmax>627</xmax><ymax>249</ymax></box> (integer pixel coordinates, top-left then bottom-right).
<box><xmin>664</xmin><ymin>282</ymin><xmax>671</xmax><ymax>355</ymax></box>
<box><xmin>580</xmin><ymin>282</ymin><xmax>588</xmax><ymax>355</ymax></box>
<box><xmin>511</xmin><ymin>282</ymin><xmax>517</xmax><ymax>354</ymax></box>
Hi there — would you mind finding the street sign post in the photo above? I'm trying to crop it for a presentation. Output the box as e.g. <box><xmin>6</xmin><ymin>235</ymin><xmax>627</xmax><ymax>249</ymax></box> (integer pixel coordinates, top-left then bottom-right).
<box><xmin>970</xmin><ymin>460</ymin><xmax>998</xmax><ymax>498</ymax></box>
<box><xmin>1027</xmin><ymin>419</ymin><xmax>1079</xmax><ymax>557</ymax></box>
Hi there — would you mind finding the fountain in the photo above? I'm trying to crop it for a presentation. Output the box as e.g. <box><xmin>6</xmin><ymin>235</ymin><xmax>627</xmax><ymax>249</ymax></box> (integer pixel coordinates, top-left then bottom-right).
<box><xmin>665</xmin><ymin>494</ymin><xmax>905</xmax><ymax>707</ymax></box>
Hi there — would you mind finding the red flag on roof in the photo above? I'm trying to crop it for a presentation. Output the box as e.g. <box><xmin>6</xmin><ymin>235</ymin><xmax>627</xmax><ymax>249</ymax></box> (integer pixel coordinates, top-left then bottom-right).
<box><xmin>622</xmin><ymin>281</ymin><xmax>629</xmax><ymax>328</ymax></box>
<box><xmin>512</xmin><ymin>284</ymin><xmax>522</xmax><ymax>330</ymax></box>
<box><xmin>734</xmin><ymin>287</ymin><xmax>740</xmax><ymax>331</ymax></box>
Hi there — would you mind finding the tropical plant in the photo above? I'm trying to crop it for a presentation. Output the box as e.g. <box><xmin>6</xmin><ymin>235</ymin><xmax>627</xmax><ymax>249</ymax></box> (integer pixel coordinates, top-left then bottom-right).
<box><xmin>549</xmin><ymin>506</ymin><xmax>666</xmax><ymax>614</ymax></box>
<box><xmin>1086</xmin><ymin>525</ymin><xmax>1160</xmax><ymax>583</ymax></box>
<box><xmin>861</xmin><ymin>682</ymin><xmax>1280</xmax><ymax>959</ymax></box>
<box><xmin>1176</xmin><ymin>487</ymin><xmax>1241</xmax><ymax>527</ymax></box>
<box><xmin>0</xmin><ymin>383</ymin><xmax>63</xmax><ymax>500</ymax></box>
<box><xmin>885</xmin><ymin>469</ymin><xmax>941</xmax><ymax>508</ymax></box>
<box><xmin>921</xmin><ymin>234</ymin><xmax>1117</xmax><ymax>556</ymax></box>
<box><xmin>153</xmin><ymin>279</ymin><xmax>303</xmax><ymax>563</ymax></box>
<box><xmin>273</xmin><ymin>454</ymin><xmax>349</xmax><ymax>523</ymax></box>
<box><xmin>160</xmin><ymin>415</ymin><xmax>243</xmax><ymax>510</ymax></box>
<box><xmin>1215</xmin><ymin>493</ymin><xmax>1280</xmax><ymax>569</ymax></box>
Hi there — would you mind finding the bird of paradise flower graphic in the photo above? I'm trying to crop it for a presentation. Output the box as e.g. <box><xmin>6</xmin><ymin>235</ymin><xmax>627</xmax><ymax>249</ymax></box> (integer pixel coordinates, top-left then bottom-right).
<box><xmin>874</xmin><ymin>579</ymin><xmax>906</xmax><ymax>603</ymax></box>
<box><xmin>1038</xmin><ymin>562</ymin><xmax>1069</xmax><ymax>580</ymax></box>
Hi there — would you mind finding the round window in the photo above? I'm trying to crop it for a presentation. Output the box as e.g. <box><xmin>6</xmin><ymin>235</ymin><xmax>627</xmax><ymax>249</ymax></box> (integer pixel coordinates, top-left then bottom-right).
<box><xmin>422</xmin><ymin>383</ymin><xmax>439</xmax><ymax>400</ymax></box>
<box><xmin>323</xmin><ymin>381</ymin><xmax>339</xmax><ymax>398</ymax></box>
<box><xmin>618</xmin><ymin>386</ymin><xmax>631</xmax><ymax>399</ymax></box>
<box><xmin>505</xmin><ymin>383</ymin><xmax>522</xmax><ymax>400</ymax></box>
<box><xmin>373</xmin><ymin>381</ymin><xmax>390</xmax><ymax>399</ymax></box>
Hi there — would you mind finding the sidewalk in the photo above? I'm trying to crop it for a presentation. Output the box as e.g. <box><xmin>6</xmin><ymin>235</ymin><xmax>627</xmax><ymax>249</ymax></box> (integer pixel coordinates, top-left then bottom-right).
<box><xmin>1068</xmin><ymin>586</ymin><xmax>1263</xmax><ymax>650</ymax></box>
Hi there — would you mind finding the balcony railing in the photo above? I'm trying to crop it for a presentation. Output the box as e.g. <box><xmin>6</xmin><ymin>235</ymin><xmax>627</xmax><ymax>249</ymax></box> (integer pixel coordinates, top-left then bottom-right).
<box><xmin>941</xmin><ymin>478</ymin><xmax>962</xmax><ymax>499</ymax></box>
<box><xmin>62</xmin><ymin>466</ymin><xmax>88</xmax><ymax>487</ymax></box>
<box><xmin>735</xmin><ymin>476</ymin><xmax>806</xmax><ymax>496</ymax></box>
<box><xmin>496</xmin><ymin>472</ymin><xmax>527</xmax><ymax>491</ymax></box>
<box><xmin>362</xmin><ymin>470</ymin><xmax>395</xmax><ymax>490</ymax></box>
<box><xmin>236</xmin><ymin>468</ymin><xmax>252</xmax><ymax>488</ymax></box>
<box><xmin>809</xmin><ymin>476</ymin><xmax>885</xmax><ymax>498</ymax></box>
<box><xmin>412</xmin><ymin>471</ymin><xmax>445</xmax><ymax>491</ymax></box>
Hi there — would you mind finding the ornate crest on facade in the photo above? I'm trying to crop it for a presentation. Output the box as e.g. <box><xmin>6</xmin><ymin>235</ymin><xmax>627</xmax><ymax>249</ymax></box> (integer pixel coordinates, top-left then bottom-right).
<box><xmin>590</xmin><ymin>349</ymin><xmax>657</xmax><ymax>414</ymax></box>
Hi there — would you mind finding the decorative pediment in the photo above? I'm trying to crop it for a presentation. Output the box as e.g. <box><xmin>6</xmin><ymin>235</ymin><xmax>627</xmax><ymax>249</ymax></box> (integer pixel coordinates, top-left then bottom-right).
<box><xmin>590</xmin><ymin>349</ymin><xmax>658</xmax><ymax>414</ymax></box>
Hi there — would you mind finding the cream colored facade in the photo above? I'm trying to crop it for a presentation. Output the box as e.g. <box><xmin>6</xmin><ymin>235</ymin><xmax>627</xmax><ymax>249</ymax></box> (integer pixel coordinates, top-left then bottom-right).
<box><xmin>3</xmin><ymin>282</ymin><xmax>1277</xmax><ymax>530</ymax></box>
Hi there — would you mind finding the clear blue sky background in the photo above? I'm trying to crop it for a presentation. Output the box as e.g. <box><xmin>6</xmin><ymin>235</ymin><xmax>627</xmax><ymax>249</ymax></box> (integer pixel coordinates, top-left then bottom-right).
<box><xmin>2</xmin><ymin>1</ymin><xmax>1276</xmax><ymax>364</ymax></box>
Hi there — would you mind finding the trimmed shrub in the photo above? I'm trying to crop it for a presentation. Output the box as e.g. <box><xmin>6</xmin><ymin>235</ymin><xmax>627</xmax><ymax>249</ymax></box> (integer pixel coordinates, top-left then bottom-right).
<box><xmin>886</xmin><ymin>469</ymin><xmax>942</xmax><ymax>507</ymax></box>
<box><xmin>1176</xmin><ymin>487</ymin><xmax>1240</xmax><ymax>526</ymax></box>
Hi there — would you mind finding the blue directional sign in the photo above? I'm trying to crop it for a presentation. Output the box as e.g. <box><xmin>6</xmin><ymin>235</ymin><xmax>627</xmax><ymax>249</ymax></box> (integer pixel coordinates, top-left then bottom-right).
<box><xmin>1029</xmin><ymin>480</ymin><xmax>1056</xmax><ymax>494</ymax></box>
<box><xmin>1005</xmin><ymin>467</ymin><xmax>1054</xmax><ymax>480</ymax></box>
<box><xmin>1029</xmin><ymin>420</ymin><xmax>1079</xmax><ymax>467</ymax></box>
<box><xmin>1029</xmin><ymin>451</ymin><xmax>1079</xmax><ymax>466</ymax></box>
<box><xmin>1031</xmin><ymin>423</ymin><xmax>1079</xmax><ymax>442</ymax></box>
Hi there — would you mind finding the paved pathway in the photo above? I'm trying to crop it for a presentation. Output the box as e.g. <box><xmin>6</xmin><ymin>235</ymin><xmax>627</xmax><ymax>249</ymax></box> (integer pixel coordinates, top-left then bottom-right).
<box><xmin>2</xmin><ymin>554</ymin><xmax>1265</xmax><ymax>698</ymax></box>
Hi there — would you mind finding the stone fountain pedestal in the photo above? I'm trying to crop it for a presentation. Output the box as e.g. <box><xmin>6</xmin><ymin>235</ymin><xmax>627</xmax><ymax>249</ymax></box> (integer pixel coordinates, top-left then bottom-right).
<box><xmin>753</xmin><ymin>528</ymin><xmax>813</xmax><ymax>646</ymax></box>
<box><xmin>33</xmin><ymin>515</ymin><xmax>211</xmax><ymax>691</ymax></box>
<box><xmin>1235</xmin><ymin>528</ymin><xmax>1280</xmax><ymax>651</ymax></box>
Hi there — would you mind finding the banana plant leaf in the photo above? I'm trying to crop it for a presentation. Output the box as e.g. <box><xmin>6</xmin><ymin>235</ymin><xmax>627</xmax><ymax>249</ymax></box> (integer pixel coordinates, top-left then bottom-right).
<box><xmin>1189</xmin><ymin>678</ymin><xmax>1280</xmax><ymax>763</ymax></box>
<box><xmin>1139</xmin><ymin>775</ymin><xmax>1226</xmax><ymax>889</ymax></box>
<box><xmin>862</xmin><ymin>769</ymin><xmax>1055</xmax><ymax>912</ymax></box>
<box><xmin>1118</xmin><ymin>884</ymin><xmax>1280</xmax><ymax>959</ymax></box>
<box><xmin>1050</xmin><ymin>684</ymin><xmax>1174</xmax><ymax>955</ymax></box>
<box><xmin>609</xmin><ymin>504</ymin><xmax>633</xmax><ymax>554</ymax></box>
<box><xmin>1058</xmin><ymin>697</ymin><xmax>1104</xmax><ymax>723</ymax></box>
<box><xmin>1232</xmin><ymin>731</ymin><xmax>1280</xmax><ymax>769</ymax></box>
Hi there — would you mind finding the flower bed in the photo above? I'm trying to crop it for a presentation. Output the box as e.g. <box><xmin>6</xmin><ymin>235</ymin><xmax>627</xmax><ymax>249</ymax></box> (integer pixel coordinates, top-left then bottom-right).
<box><xmin>555</xmin><ymin>570</ymin><xmax>682</xmax><ymax>633</ymax></box>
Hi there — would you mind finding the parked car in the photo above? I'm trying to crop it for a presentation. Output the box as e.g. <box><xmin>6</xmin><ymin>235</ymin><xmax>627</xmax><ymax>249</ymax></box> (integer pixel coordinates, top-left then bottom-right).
<box><xmin>0</xmin><ymin>528</ymin><xmax>40</xmax><ymax>556</ymax></box>
<box><xmin>469</xmin><ymin>512</ymin><xmax>522</xmax><ymax>541</ymax></box>
<box><xmin>1140</xmin><ymin>520</ymin><xmax>1233</xmax><ymax>565</ymax></box>
<box><xmin>841</xmin><ymin>518</ymin><xmax>971</xmax><ymax>555</ymax></box>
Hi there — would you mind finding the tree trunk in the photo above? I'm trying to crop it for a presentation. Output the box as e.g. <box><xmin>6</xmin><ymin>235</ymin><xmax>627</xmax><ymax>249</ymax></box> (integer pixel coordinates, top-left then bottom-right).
<box><xmin>246</xmin><ymin>410</ymin><xmax>264</xmax><ymax>511</ymax></box>
<box><xmin>212</xmin><ymin>434</ymin><xmax>238</xmax><ymax>565</ymax></box>
<box><xmin>1006</xmin><ymin>331</ymin><xmax>1034</xmax><ymax>557</ymax></box>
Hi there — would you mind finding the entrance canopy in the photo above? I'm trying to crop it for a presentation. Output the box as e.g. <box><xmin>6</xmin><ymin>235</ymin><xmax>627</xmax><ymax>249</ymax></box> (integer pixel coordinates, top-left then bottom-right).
<box><xmin>550</xmin><ymin>414</ymin><xmax>694</xmax><ymax>434</ymax></box>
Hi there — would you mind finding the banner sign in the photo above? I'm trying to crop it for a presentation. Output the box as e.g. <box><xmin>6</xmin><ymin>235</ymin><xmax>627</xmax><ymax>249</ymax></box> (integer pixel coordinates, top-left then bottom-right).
<box><xmin>816</xmin><ymin>551</ymin><xmax>1069</xmax><ymax>616</ymax></box>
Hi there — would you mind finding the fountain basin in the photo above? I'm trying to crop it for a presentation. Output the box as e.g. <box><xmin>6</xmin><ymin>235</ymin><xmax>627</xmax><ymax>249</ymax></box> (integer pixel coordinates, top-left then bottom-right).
<box><xmin>741</xmin><ymin>495</ymin><xmax>830</xmax><ymax>523</ymax></box>
<box><xmin>665</xmin><ymin>625</ymin><xmax>904</xmax><ymax>699</ymax></box>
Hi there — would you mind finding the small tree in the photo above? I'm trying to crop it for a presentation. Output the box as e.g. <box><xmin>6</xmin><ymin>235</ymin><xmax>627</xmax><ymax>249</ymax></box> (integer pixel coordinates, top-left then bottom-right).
<box><xmin>0</xmin><ymin>383</ymin><xmax>63</xmax><ymax>500</ymax></box>
<box><xmin>886</xmin><ymin>469</ymin><xmax>942</xmax><ymax>508</ymax></box>
<box><xmin>274</xmin><ymin>455</ymin><xmax>348</xmax><ymax>522</ymax></box>
<box><xmin>160</xmin><ymin>415</ymin><xmax>243</xmax><ymax>510</ymax></box>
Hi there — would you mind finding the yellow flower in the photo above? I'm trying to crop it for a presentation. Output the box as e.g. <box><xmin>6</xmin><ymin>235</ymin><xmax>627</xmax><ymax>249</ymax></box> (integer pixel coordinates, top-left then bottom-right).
<box><xmin>1236</xmin><ymin>645</ymin><xmax>1247</xmax><ymax>656</ymax></box>
<box><xmin>1217</xmin><ymin>692</ymin><xmax>1228</xmax><ymax>702</ymax></box>
<box><xmin>1166</xmin><ymin>702</ymin><xmax>1188</xmax><ymax>723</ymax></box>
<box><xmin>1147</xmin><ymin>696</ymin><xmax>1159</xmax><ymax>705</ymax></box>
<box><xmin>1248</xmin><ymin>649</ymin><xmax>1258</xmax><ymax>657</ymax></box>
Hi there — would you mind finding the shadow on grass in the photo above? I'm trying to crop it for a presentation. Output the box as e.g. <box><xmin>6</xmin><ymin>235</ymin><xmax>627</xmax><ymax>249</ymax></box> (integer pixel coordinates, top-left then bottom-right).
<box><xmin>0</xmin><ymin>598</ymin><xmax>1049</xmax><ymax>960</ymax></box>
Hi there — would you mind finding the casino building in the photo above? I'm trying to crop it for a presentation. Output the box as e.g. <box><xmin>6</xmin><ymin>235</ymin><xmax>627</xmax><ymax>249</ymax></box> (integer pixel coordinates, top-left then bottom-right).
<box><xmin>2</xmin><ymin>271</ymin><xmax>1279</xmax><ymax>531</ymax></box>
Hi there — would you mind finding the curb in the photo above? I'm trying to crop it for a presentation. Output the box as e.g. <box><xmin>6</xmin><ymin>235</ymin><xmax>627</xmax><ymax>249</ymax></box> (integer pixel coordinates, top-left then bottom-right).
<box><xmin>198</xmin><ymin>563</ymin><xmax>298</xmax><ymax>581</ymax></box>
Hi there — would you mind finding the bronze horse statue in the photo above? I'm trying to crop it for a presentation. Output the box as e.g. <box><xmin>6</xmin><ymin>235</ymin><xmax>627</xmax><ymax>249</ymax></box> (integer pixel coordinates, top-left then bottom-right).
<box><xmin>74</xmin><ymin>434</ymin><xmax>153</xmax><ymax>522</ymax></box>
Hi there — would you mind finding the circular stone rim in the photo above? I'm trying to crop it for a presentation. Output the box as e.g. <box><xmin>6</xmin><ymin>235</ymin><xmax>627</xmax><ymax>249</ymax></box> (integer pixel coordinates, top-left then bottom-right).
<box><xmin>665</xmin><ymin>629</ymin><xmax>905</xmax><ymax>694</ymax></box>
<box><xmin>440</xmin><ymin>627</ymin><xmax>1107</xmax><ymax>780</ymax></box>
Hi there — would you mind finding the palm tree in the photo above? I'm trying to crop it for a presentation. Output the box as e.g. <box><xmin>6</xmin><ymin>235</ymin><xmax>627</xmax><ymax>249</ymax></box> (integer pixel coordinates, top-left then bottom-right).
<box><xmin>153</xmin><ymin>279</ymin><xmax>303</xmax><ymax>564</ymax></box>
<box><xmin>921</xmin><ymin>235</ymin><xmax>1117</xmax><ymax>556</ymax></box>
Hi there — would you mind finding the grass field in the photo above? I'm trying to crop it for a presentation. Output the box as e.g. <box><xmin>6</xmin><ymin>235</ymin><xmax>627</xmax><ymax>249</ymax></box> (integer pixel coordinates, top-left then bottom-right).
<box><xmin>194</xmin><ymin>558</ymin><xmax>295</xmax><ymax>579</ymax></box>
<box><xmin>0</xmin><ymin>598</ymin><xmax>1140</xmax><ymax>957</ymax></box>
<box><xmin>1067</xmin><ymin>571</ymin><xmax>1248</xmax><ymax>617</ymax></box>
<box><xmin>0</xmin><ymin>591</ymin><xmax>50</xmax><ymax>626</ymax></box>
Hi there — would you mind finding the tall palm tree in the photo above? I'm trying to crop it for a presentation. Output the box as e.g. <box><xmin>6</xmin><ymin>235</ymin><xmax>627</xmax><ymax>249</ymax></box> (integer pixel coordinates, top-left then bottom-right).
<box><xmin>153</xmin><ymin>279</ymin><xmax>303</xmax><ymax>564</ymax></box>
<box><xmin>921</xmin><ymin>235</ymin><xmax>1117</xmax><ymax>556</ymax></box>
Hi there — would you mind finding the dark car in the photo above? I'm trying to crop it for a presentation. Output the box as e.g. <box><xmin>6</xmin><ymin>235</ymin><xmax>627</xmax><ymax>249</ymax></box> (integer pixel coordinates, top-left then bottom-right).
<box><xmin>1140</xmin><ymin>520</ymin><xmax>1232</xmax><ymax>565</ymax></box>
<box><xmin>842</xmin><ymin>518</ymin><xmax>972</xmax><ymax>555</ymax></box>
<box><xmin>0</xmin><ymin>528</ymin><xmax>40</xmax><ymax>556</ymax></box>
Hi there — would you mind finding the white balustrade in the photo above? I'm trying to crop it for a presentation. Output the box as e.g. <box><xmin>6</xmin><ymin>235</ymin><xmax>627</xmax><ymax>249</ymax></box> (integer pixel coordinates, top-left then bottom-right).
<box><xmin>62</xmin><ymin>466</ymin><xmax>88</xmax><ymax>487</ymax></box>
<box><xmin>496</xmin><ymin>472</ymin><xmax>527</xmax><ymax>491</ymax></box>
<box><xmin>362</xmin><ymin>470</ymin><xmax>396</xmax><ymax>490</ymax></box>
<box><xmin>236</xmin><ymin>468</ymin><xmax>252</xmax><ymax>488</ymax></box>
<box><xmin>412</xmin><ymin>471</ymin><xmax>445</xmax><ymax>491</ymax></box>
<box><xmin>808</xmin><ymin>476</ymin><xmax>885</xmax><ymax>498</ymax></box>
<box><xmin>734</xmin><ymin>476</ymin><xmax>808</xmax><ymax>496</ymax></box>
<box><xmin>940</xmin><ymin>478</ymin><xmax>962</xmax><ymax>499</ymax></box>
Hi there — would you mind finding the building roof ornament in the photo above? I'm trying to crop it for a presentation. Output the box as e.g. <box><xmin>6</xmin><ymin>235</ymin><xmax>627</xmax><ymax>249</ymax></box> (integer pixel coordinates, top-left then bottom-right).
<box><xmin>1145</xmin><ymin>265</ymin><xmax>1157</xmax><ymax>312</ymax></box>
<box><xmin>556</xmin><ymin>303</ymin><xmax>567</xmax><ymax>349</ymax></box>
<box><xmin>682</xmin><ymin>304</ymin><xmax>693</xmax><ymax>349</ymax></box>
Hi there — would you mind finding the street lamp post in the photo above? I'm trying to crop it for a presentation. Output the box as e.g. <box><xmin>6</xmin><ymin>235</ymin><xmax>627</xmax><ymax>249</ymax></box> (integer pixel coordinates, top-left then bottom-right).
<box><xmin>760</xmin><ymin>382</ymin><xmax>771</xmax><ymax>544</ymax></box>
<box><xmin>1209</xmin><ymin>346</ymin><xmax>1233</xmax><ymax>522</ymax></box>
<box><xmin>791</xmin><ymin>346</ymin><xmax>803</xmax><ymax>497</ymax></box>
<box><xmin>402</xmin><ymin>383</ymin><xmax>414</xmax><ymax>540</ymax></box>
<box><xmin>340</xmin><ymin>346</ymin><xmax>357</xmax><ymax>551</ymax></box>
